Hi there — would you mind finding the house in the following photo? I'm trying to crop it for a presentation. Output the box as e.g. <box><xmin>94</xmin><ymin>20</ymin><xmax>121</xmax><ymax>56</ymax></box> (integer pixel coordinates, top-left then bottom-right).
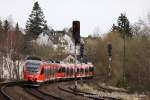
<box><xmin>35</xmin><ymin>29</ymin><xmax>80</xmax><ymax>54</ymax></box>
<box><xmin>36</xmin><ymin>32</ymin><xmax>53</xmax><ymax>46</ymax></box>
<box><xmin>63</xmin><ymin>54</ymin><xmax>79</xmax><ymax>63</ymax></box>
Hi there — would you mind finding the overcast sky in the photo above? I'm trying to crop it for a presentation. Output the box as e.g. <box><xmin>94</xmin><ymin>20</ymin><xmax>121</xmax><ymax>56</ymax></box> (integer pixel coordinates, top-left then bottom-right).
<box><xmin>0</xmin><ymin>0</ymin><xmax>150</xmax><ymax>36</ymax></box>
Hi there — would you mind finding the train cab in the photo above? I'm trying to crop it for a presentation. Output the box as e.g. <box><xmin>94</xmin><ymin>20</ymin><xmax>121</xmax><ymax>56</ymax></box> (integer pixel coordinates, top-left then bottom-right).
<box><xmin>23</xmin><ymin>57</ymin><xmax>43</xmax><ymax>85</ymax></box>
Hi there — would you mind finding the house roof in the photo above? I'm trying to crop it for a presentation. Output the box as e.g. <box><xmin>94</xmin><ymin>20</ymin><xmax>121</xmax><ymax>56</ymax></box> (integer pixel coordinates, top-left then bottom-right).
<box><xmin>49</xmin><ymin>54</ymin><xmax>89</xmax><ymax>63</ymax></box>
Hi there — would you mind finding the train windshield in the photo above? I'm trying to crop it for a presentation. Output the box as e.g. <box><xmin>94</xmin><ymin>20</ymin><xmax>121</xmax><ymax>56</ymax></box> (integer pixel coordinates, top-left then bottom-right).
<box><xmin>26</xmin><ymin>62</ymin><xmax>40</xmax><ymax>74</ymax></box>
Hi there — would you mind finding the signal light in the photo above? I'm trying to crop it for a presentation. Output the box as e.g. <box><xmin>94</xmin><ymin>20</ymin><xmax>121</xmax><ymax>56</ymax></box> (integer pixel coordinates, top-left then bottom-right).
<box><xmin>107</xmin><ymin>43</ymin><xmax>112</xmax><ymax>57</ymax></box>
<box><xmin>72</xmin><ymin>21</ymin><xmax>80</xmax><ymax>45</ymax></box>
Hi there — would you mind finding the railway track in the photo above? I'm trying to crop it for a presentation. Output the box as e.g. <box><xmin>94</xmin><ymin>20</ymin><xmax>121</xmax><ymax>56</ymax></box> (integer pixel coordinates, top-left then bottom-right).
<box><xmin>69</xmin><ymin>86</ymin><xmax>121</xmax><ymax>100</ymax></box>
<box><xmin>93</xmin><ymin>82</ymin><xmax>129</xmax><ymax>93</ymax></box>
<box><xmin>69</xmin><ymin>79</ymin><xmax>147</xmax><ymax>100</ymax></box>
<box><xmin>0</xmin><ymin>79</ymin><xmax>145</xmax><ymax>100</ymax></box>
<box><xmin>58</xmin><ymin>86</ymin><xmax>112</xmax><ymax>100</ymax></box>
<box><xmin>57</xmin><ymin>79</ymin><xmax>123</xmax><ymax>100</ymax></box>
<box><xmin>0</xmin><ymin>83</ymin><xmax>15</xmax><ymax>100</ymax></box>
<box><xmin>24</xmin><ymin>87</ymin><xmax>64</xmax><ymax>100</ymax></box>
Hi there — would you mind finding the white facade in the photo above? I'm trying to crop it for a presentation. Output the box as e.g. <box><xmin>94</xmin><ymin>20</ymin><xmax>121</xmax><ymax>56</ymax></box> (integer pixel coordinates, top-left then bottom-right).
<box><xmin>63</xmin><ymin>55</ymin><xmax>79</xmax><ymax>63</ymax></box>
<box><xmin>36</xmin><ymin>32</ymin><xmax>53</xmax><ymax>46</ymax></box>
<box><xmin>35</xmin><ymin>32</ymin><xmax>80</xmax><ymax>54</ymax></box>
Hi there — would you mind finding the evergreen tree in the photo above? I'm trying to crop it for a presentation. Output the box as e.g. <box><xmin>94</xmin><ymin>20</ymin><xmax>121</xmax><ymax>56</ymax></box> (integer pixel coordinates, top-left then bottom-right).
<box><xmin>0</xmin><ymin>19</ymin><xmax>2</xmax><ymax>37</ymax></box>
<box><xmin>0</xmin><ymin>19</ymin><xmax>2</xmax><ymax>31</ymax></box>
<box><xmin>117</xmin><ymin>13</ymin><xmax>132</xmax><ymax>38</ymax></box>
<box><xmin>15</xmin><ymin>22</ymin><xmax>22</xmax><ymax>40</ymax></box>
<box><xmin>25</xmin><ymin>1</ymin><xmax>47</xmax><ymax>39</ymax></box>
<box><xmin>43</xmin><ymin>24</ymin><xmax>49</xmax><ymax>33</ymax></box>
<box><xmin>111</xmin><ymin>23</ymin><xmax>118</xmax><ymax>32</ymax></box>
<box><xmin>111</xmin><ymin>13</ymin><xmax>132</xmax><ymax>38</ymax></box>
<box><xmin>3</xmin><ymin>20</ymin><xmax>10</xmax><ymax>33</ymax></box>
<box><xmin>15</xmin><ymin>22</ymin><xmax>20</xmax><ymax>33</ymax></box>
<box><xmin>0</xmin><ymin>19</ymin><xmax>3</xmax><ymax>43</ymax></box>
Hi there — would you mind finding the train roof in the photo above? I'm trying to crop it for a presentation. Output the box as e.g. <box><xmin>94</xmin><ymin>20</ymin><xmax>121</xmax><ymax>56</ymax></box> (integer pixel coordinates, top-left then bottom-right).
<box><xmin>25</xmin><ymin>59</ymin><xmax>43</xmax><ymax>64</ymax></box>
<box><xmin>24</xmin><ymin>57</ymin><xmax>94</xmax><ymax>68</ymax></box>
<box><xmin>58</xmin><ymin>63</ymin><xmax>93</xmax><ymax>68</ymax></box>
<box><xmin>26</xmin><ymin>56</ymin><xmax>42</xmax><ymax>61</ymax></box>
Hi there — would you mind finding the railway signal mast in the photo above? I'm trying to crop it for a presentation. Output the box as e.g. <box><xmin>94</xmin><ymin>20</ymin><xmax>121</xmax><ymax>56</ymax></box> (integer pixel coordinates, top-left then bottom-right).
<box><xmin>72</xmin><ymin>21</ymin><xmax>80</xmax><ymax>90</ymax></box>
<box><xmin>107</xmin><ymin>43</ymin><xmax>112</xmax><ymax>80</ymax></box>
<box><xmin>80</xmin><ymin>40</ymin><xmax>84</xmax><ymax>62</ymax></box>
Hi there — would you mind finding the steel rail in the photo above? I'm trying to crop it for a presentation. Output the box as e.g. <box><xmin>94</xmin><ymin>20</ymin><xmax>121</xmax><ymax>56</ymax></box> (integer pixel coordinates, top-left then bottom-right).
<box><xmin>0</xmin><ymin>83</ymin><xmax>15</xmax><ymax>100</ymax></box>
<box><xmin>24</xmin><ymin>87</ymin><xmax>63</xmax><ymax>100</ymax></box>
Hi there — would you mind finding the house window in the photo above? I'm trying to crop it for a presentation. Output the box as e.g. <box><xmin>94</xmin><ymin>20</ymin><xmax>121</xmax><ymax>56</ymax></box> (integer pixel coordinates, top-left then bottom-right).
<box><xmin>70</xmin><ymin>58</ymin><xmax>74</xmax><ymax>63</ymax></box>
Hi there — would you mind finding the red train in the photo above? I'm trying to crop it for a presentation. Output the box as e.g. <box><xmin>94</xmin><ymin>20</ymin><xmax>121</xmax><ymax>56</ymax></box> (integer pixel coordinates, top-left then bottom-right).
<box><xmin>23</xmin><ymin>56</ymin><xmax>95</xmax><ymax>85</ymax></box>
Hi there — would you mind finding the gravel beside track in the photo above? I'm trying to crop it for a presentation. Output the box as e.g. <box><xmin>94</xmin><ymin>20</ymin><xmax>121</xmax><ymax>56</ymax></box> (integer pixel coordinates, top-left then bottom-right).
<box><xmin>40</xmin><ymin>82</ymin><xmax>90</xmax><ymax>100</ymax></box>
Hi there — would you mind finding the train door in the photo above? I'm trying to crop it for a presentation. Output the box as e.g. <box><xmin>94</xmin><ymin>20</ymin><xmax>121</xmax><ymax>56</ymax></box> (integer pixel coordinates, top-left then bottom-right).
<box><xmin>70</xmin><ymin>66</ymin><xmax>73</xmax><ymax>78</ymax></box>
<box><xmin>82</xmin><ymin>66</ymin><xmax>85</xmax><ymax>77</ymax></box>
<box><xmin>87</xmin><ymin>66</ymin><xmax>90</xmax><ymax>76</ymax></box>
<box><xmin>44</xmin><ymin>66</ymin><xmax>48</xmax><ymax>81</ymax></box>
<box><xmin>85</xmin><ymin>66</ymin><xmax>88</xmax><ymax>76</ymax></box>
<box><xmin>77</xmin><ymin>66</ymin><xmax>80</xmax><ymax>78</ymax></box>
<box><xmin>50</xmin><ymin>66</ymin><xmax>54</xmax><ymax>80</ymax></box>
<box><xmin>62</xmin><ymin>66</ymin><xmax>65</xmax><ymax>79</ymax></box>
<box><xmin>64</xmin><ymin>65</ymin><xmax>67</xmax><ymax>79</ymax></box>
<box><xmin>80</xmin><ymin>65</ymin><xmax>82</xmax><ymax>77</ymax></box>
<box><xmin>52</xmin><ymin>66</ymin><xmax>56</xmax><ymax>80</ymax></box>
<box><xmin>66</xmin><ymin>66</ymin><xmax>68</xmax><ymax>78</ymax></box>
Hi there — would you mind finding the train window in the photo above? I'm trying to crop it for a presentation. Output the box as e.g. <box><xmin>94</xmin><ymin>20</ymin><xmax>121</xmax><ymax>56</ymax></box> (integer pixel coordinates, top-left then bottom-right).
<box><xmin>67</xmin><ymin>68</ymin><xmax>69</xmax><ymax>74</ymax></box>
<box><xmin>53</xmin><ymin>68</ymin><xmax>55</xmax><ymax>74</ymax></box>
<box><xmin>47</xmin><ymin>67</ymin><xmax>49</xmax><ymax>74</ymax></box>
<box><xmin>44</xmin><ymin>68</ymin><xmax>47</xmax><ymax>75</ymax></box>
<box><xmin>48</xmin><ymin>68</ymin><xmax>51</xmax><ymax>74</ymax></box>
<box><xmin>26</xmin><ymin>67</ymin><xmax>38</xmax><ymax>74</ymax></box>
<box><xmin>89</xmin><ymin>67</ymin><xmax>93</xmax><ymax>72</ymax></box>
<box><xmin>54</xmin><ymin>68</ymin><xmax>56</xmax><ymax>72</ymax></box>
<box><xmin>70</xmin><ymin>68</ymin><xmax>73</xmax><ymax>74</ymax></box>
<box><xmin>62</xmin><ymin>67</ymin><xmax>65</xmax><ymax>72</ymax></box>
<box><xmin>93</xmin><ymin>67</ymin><xmax>95</xmax><ymax>72</ymax></box>
<box><xmin>85</xmin><ymin>68</ymin><xmax>88</xmax><ymax>73</ymax></box>
<box><xmin>81</xmin><ymin>68</ymin><xmax>83</xmax><ymax>73</ymax></box>
<box><xmin>50</xmin><ymin>67</ymin><xmax>52</xmax><ymax>74</ymax></box>
<box><xmin>87</xmin><ymin>67</ymin><xmax>89</xmax><ymax>72</ymax></box>
<box><xmin>26</xmin><ymin>62</ymin><xmax>40</xmax><ymax>67</ymax></box>
<box><xmin>26</xmin><ymin>62</ymin><xmax>40</xmax><ymax>74</ymax></box>
<box><xmin>48</xmin><ymin>68</ymin><xmax>50</xmax><ymax>75</ymax></box>
<box><xmin>51</xmin><ymin>67</ymin><xmax>54</xmax><ymax>75</ymax></box>
<box><xmin>49</xmin><ymin>67</ymin><xmax>51</xmax><ymax>75</ymax></box>
<box><xmin>77</xmin><ymin>68</ymin><xmax>79</xmax><ymax>73</ymax></box>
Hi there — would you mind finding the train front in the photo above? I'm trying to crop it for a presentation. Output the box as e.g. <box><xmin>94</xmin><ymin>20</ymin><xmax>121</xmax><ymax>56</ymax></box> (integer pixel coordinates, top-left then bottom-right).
<box><xmin>23</xmin><ymin>59</ymin><xmax>43</xmax><ymax>85</ymax></box>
